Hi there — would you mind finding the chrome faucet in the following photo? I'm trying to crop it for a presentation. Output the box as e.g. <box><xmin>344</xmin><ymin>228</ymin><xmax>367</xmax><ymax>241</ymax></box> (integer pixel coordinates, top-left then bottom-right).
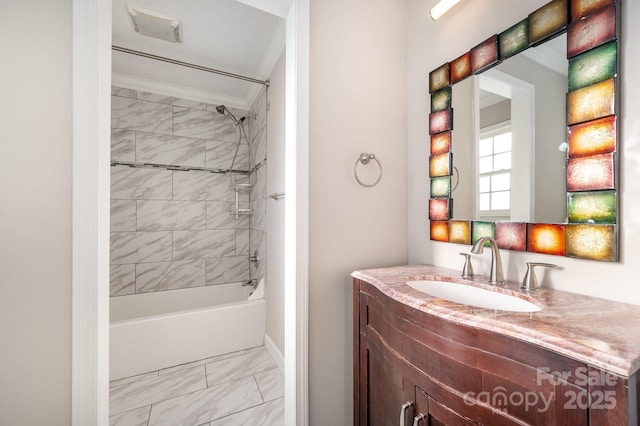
<box><xmin>521</xmin><ymin>262</ymin><xmax>556</xmax><ymax>291</ymax></box>
<box><xmin>470</xmin><ymin>236</ymin><xmax>505</xmax><ymax>284</ymax></box>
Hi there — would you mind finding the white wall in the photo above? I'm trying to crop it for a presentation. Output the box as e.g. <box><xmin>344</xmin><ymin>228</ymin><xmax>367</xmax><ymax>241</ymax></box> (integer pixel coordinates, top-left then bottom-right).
<box><xmin>408</xmin><ymin>0</ymin><xmax>640</xmax><ymax>304</ymax></box>
<box><xmin>309</xmin><ymin>0</ymin><xmax>408</xmax><ymax>424</ymax></box>
<box><xmin>451</xmin><ymin>78</ymin><xmax>475</xmax><ymax>218</ymax></box>
<box><xmin>496</xmin><ymin>54</ymin><xmax>567</xmax><ymax>223</ymax></box>
<box><xmin>0</xmin><ymin>1</ymin><xmax>72</xmax><ymax>424</ymax></box>
<box><xmin>267</xmin><ymin>51</ymin><xmax>286</xmax><ymax>354</ymax></box>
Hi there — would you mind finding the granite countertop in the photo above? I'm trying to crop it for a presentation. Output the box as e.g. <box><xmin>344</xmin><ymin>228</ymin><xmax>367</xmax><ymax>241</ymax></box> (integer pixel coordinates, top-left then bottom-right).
<box><xmin>352</xmin><ymin>264</ymin><xmax>640</xmax><ymax>377</ymax></box>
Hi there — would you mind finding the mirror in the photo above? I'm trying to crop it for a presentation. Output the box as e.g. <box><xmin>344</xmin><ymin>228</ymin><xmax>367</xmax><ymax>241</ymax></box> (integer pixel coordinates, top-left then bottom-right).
<box><xmin>452</xmin><ymin>34</ymin><xmax>568</xmax><ymax>223</ymax></box>
<box><xmin>428</xmin><ymin>0</ymin><xmax>620</xmax><ymax>262</ymax></box>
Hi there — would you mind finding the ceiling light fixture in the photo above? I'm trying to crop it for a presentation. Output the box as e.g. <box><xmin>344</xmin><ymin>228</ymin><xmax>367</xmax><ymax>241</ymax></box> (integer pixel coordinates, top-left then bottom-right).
<box><xmin>430</xmin><ymin>0</ymin><xmax>463</xmax><ymax>20</ymax></box>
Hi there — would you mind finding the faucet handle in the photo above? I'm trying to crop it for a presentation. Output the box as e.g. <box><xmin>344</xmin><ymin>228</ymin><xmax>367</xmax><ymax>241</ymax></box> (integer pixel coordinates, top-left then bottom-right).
<box><xmin>521</xmin><ymin>262</ymin><xmax>556</xmax><ymax>291</ymax></box>
<box><xmin>459</xmin><ymin>253</ymin><xmax>474</xmax><ymax>279</ymax></box>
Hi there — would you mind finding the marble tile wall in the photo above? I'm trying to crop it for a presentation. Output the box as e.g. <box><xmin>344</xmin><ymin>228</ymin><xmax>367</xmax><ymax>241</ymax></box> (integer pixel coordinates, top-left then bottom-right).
<box><xmin>110</xmin><ymin>86</ymin><xmax>257</xmax><ymax>297</ymax></box>
<box><xmin>249</xmin><ymin>88</ymin><xmax>268</xmax><ymax>286</ymax></box>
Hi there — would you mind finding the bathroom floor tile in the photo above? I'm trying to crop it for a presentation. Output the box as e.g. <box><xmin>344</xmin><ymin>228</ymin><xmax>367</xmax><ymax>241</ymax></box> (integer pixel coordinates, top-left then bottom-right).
<box><xmin>110</xmin><ymin>365</ymin><xmax>207</xmax><ymax>416</ymax></box>
<box><xmin>209</xmin><ymin>397</ymin><xmax>284</xmax><ymax>426</ymax></box>
<box><xmin>205</xmin><ymin>347</ymin><xmax>277</xmax><ymax>387</ymax></box>
<box><xmin>245</xmin><ymin>345</ymin><xmax>267</xmax><ymax>353</ymax></box>
<box><xmin>158</xmin><ymin>349</ymin><xmax>246</xmax><ymax>376</ymax></box>
<box><xmin>255</xmin><ymin>368</ymin><xmax>284</xmax><ymax>402</ymax></box>
<box><xmin>109</xmin><ymin>346</ymin><xmax>283</xmax><ymax>425</ymax></box>
<box><xmin>109</xmin><ymin>406</ymin><xmax>151</xmax><ymax>426</ymax></box>
<box><xmin>110</xmin><ymin>370</ymin><xmax>159</xmax><ymax>389</ymax></box>
<box><xmin>147</xmin><ymin>376</ymin><xmax>262</xmax><ymax>426</ymax></box>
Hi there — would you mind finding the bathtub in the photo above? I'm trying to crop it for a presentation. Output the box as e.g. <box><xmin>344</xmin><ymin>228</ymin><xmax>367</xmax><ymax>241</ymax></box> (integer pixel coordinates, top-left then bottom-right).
<box><xmin>110</xmin><ymin>282</ymin><xmax>266</xmax><ymax>381</ymax></box>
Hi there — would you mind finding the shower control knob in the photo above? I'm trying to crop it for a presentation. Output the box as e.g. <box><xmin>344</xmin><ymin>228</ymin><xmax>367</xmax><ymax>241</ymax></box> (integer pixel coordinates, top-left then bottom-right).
<box><xmin>249</xmin><ymin>250</ymin><xmax>261</xmax><ymax>264</ymax></box>
<box><xmin>521</xmin><ymin>262</ymin><xmax>557</xmax><ymax>291</ymax></box>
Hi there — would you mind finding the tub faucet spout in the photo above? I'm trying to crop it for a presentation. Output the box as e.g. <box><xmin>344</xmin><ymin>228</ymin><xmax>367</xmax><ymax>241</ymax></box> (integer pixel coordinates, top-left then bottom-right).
<box><xmin>471</xmin><ymin>236</ymin><xmax>505</xmax><ymax>285</ymax></box>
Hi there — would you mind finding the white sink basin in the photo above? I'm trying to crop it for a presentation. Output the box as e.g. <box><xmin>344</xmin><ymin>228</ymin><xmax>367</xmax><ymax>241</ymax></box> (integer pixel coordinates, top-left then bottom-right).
<box><xmin>407</xmin><ymin>280</ymin><xmax>541</xmax><ymax>313</ymax></box>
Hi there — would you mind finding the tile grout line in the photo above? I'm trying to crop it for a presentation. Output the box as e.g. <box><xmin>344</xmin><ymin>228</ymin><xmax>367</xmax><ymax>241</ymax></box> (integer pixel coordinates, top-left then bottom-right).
<box><xmin>111</xmin><ymin>365</ymin><xmax>208</xmax><ymax>418</ymax></box>
<box><xmin>145</xmin><ymin>404</ymin><xmax>152</xmax><ymax>426</ymax></box>
<box><xmin>114</xmin><ymin>367</ymin><xmax>262</xmax><ymax>422</ymax></box>
<box><xmin>109</xmin><ymin>369</ymin><xmax>160</xmax><ymax>390</ymax></box>
<box><xmin>206</xmin><ymin>396</ymin><xmax>284</xmax><ymax>425</ymax></box>
<box><xmin>252</xmin><ymin>374</ymin><xmax>266</xmax><ymax>403</ymax></box>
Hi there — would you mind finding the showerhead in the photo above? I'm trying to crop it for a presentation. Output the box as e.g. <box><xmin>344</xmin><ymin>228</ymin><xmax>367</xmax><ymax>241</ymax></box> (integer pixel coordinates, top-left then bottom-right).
<box><xmin>215</xmin><ymin>104</ymin><xmax>239</xmax><ymax>125</ymax></box>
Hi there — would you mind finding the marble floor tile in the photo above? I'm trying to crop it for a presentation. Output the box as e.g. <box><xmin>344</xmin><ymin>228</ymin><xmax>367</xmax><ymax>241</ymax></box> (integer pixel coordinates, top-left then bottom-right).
<box><xmin>209</xmin><ymin>397</ymin><xmax>284</xmax><ymax>426</ymax></box>
<box><xmin>109</xmin><ymin>347</ymin><xmax>283</xmax><ymax>425</ymax></box>
<box><xmin>112</xmin><ymin>87</ymin><xmax>137</xmax><ymax>98</ymax></box>
<box><xmin>158</xmin><ymin>350</ymin><xmax>247</xmax><ymax>376</ymax></box>
<box><xmin>109</xmin><ymin>406</ymin><xmax>151</xmax><ymax>426</ymax></box>
<box><xmin>205</xmin><ymin>347</ymin><xmax>277</xmax><ymax>387</ymax></box>
<box><xmin>109</xmin><ymin>370</ymin><xmax>158</xmax><ymax>389</ymax></box>
<box><xmin>110</xmin><ymin>365</ymin><xmax>207</xmax><ymax>416</ymax></box>
<box><xmin>255</xmin><ymin>368</ymin><xmax>284</xmax><ymax>402</ymax></box>
<box><xmin>147</xmin><ymin>376</ymin><xmax>263</xmax><ymax>426</ymax></box>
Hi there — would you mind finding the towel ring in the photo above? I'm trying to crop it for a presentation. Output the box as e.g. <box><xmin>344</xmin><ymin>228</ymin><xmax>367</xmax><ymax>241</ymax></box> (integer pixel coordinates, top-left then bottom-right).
<box><xmin>354</xmin><ymin>153</ymin><xmax>383</xmax><ymax>187</ymax></box>
<box><xmin>451</xmin><ymin>166</ymin><xmax>460</xmax><ymax>192</ymax></box>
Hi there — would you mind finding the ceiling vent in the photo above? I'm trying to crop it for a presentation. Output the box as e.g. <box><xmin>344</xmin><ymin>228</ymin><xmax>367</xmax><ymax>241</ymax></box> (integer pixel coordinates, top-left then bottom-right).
<box><xmin>126</xmin><ymin>5</ymin><xmax>182</xmax><ymax>43</ymax></box>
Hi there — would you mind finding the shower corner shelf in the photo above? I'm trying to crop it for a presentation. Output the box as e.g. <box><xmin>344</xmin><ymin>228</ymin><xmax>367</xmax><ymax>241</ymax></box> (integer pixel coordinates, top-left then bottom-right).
<box><xmin>230</xmin><ymin>208</ymin><xmax>253</xmax><ymax>218</ymax></box>
<box><xmin>231</xmin><ymin>182</ymin><xmax>253</xmax><ymax>219</ymax></box>
<box><xmin>232</xmin><ymin>183</ymin><xmax>253</xmax><ymax>192</ymax></box>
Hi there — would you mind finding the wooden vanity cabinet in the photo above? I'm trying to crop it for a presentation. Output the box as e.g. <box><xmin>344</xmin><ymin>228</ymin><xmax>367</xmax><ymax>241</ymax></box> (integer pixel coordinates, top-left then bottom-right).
<box><xmin>353</xmin><ymin>278</ymin><xmax>639</xmax><ymax>425</ymax></box>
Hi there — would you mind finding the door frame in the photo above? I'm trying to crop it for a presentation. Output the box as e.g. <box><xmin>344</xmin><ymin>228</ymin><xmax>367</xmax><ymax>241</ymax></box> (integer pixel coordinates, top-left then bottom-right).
<box><xmin>70</xmin><ymin>0</ymin><xmax>309</xmax><ymax>424</ymax></box>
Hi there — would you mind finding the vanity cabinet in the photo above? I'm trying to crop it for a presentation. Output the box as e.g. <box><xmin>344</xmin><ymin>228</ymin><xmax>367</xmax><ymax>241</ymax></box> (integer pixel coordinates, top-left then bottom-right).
<box><xmin>353</xmin><ymin>278</ymin><xmax>637</xmax><ymax>425</ymax></box>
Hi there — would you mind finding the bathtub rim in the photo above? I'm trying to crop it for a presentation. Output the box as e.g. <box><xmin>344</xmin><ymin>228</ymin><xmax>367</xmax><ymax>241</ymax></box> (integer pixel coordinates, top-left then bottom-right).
<box><xmin>110</xmin><ymin>282</ymin><xmax>258</xmax><ymax>322</ymax></box>
<box><xmin>109</xmin><ymin>297</ymin><xmax>265</xmax><ymax>326</ymax></box>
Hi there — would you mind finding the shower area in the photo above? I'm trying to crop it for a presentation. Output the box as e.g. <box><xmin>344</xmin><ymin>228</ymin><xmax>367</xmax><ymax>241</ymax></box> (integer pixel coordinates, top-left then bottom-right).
<box><xmin>109</xmin><ymin>0</ymin><xmax>285</xmax><ymax>392</ymax></box>
<box><xmin>109</xmin><ymin>85</ymin><xmax>269</xmax><ymax>379</ymax></box>
<box><xmin>100</xmin><ymin>2</ymin><xmax>289</xmax><ymax>423</ymax></box>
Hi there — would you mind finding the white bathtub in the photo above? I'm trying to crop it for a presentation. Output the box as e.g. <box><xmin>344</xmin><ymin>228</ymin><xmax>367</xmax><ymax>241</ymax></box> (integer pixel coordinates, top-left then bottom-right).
<box><xmin>110</xmin><ymin>283</ymin><xmax>266</xmax><ymax>381</ymax></box>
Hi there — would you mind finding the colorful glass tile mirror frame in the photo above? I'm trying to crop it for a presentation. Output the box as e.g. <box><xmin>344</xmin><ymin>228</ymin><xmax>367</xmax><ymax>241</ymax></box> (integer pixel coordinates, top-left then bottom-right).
<box><xmin>428</xmin><ymin>0</ymin><xmax>619</xmax><ymax>262</ymax></box>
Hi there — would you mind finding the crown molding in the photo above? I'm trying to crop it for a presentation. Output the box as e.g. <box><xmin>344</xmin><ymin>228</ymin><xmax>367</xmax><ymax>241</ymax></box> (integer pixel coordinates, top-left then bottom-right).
<box><xmin>111</xmin><ymin>72</ymin><xmax>250</xmax><ymax>109</ymax></box>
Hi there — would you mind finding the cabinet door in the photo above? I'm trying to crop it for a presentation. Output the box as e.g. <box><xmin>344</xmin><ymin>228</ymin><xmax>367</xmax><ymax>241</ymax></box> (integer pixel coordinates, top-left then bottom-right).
<box><xmin>365</xmin><ymin>337</ymin><xmax>414</xmax><ymax>425</ymax></box>
<box><xmin>414</xmin><ymin>387</ymin><xmax>479</xmax><ymax>426</ymax></box>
